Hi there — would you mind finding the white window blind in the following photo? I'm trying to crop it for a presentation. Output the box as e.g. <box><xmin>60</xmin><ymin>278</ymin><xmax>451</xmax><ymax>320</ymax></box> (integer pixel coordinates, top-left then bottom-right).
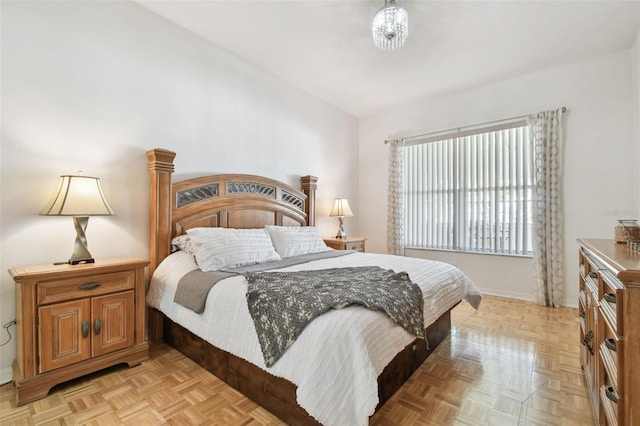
<box><xmin>403</xmin><ymin>121</ymin><xmax>533</xmax><ymax>256</ymax></box>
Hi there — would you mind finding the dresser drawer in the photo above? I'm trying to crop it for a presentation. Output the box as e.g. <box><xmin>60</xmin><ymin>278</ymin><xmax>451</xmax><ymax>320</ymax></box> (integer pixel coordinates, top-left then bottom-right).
<box><xmin>599</xmin><ymin>313</ymin><xmax>623</xmax><ymax>394</ymax></box>
<box><xmin>599</xmin><ymin>324</ymin><xmax>623</xmax><ymax>426</ymax></box>
<box><xmin>586</xmin><ymin>271</ymin><xmax>599</xmax><ymax>296</ymax></box>
<box><xmin>600</xmin><ymin>381</ymin><xmax>621</xmax><ymax>426</ymax></box>
<box><xmin>37</xmin><ymin>270</ymin><xmax>136</xmax><ymax>305</ymax></box>
<box><xmin>578</xmin><ymin>295</ymin><xmax>586</xmax><ymax>333</ymax></box>
<box><xmin>579</xmin><ymin>249</ymin><xmax>586</xmax><ymax>278</ymax></box>
<box><xmin>599</xmin><ymin>270</ymin><xmax>624</xmax><ymax>335</ymax></box>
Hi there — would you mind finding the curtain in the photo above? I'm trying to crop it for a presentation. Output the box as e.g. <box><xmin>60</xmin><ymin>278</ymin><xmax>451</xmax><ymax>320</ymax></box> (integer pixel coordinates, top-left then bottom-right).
<box><xmin>528</xmin><ymin>108</ymin><xmax>564</xmax><ymax>307</ymax></box>
<box><xmin>387</xmin><ymin>139</ymin><xmax>405</xmax><ymax>255</ymax></box>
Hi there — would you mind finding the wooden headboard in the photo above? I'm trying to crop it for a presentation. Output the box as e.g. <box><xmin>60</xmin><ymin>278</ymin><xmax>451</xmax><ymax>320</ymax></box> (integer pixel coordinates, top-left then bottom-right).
<box><xmin>146</xmin><ymin>148</ymin><xmax>318</xmax><ymax>278</ymax></box>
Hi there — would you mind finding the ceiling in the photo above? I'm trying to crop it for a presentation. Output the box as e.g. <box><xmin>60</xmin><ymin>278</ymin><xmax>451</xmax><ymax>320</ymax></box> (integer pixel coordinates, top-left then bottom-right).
<box><xmin>136</xmin><ymin>0</ymin><xmax>640</xmax><ymax>118</ymax></box>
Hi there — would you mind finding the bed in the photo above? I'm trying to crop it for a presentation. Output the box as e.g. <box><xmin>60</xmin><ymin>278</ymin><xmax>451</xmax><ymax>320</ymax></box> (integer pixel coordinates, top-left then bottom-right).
<box><xmin>145</xmin><ymin>148</ymin><xmax>481</xmax><ymax>425</ymax></box>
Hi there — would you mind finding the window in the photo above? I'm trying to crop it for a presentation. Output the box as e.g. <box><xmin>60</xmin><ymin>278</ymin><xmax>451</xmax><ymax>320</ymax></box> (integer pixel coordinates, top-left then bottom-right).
<box><xmin>403</xmin><ymin>121</ymin><xmax>532</xmax><ymax>256</ymax></box>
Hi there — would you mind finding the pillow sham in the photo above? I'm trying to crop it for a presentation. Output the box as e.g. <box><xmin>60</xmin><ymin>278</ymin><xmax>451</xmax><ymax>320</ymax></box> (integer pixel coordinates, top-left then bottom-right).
<box><xmin>186</xmin><ymin>227</ymin><xmax>281</xmax><ymax>271</ymax></box>
<box><xmin>171</xmin><ymin>234</ymin><xmax>196</xmax><ymax>256</ymax></box>
<box><xmin>265</xmin><ymin>225</ymin><xmax>331</xmax><ymax>258</ymax></box>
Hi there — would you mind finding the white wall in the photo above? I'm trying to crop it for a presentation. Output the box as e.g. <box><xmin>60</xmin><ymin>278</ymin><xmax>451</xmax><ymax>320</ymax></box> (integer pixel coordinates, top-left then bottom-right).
<box><xmin>359</xmin><ymin>50</ymin><xmax>638</xmax><ymax>308</ymax></box>
<box><xmin>0</xmin><ymin>1</ymin><xmax>358</xmax><ymax>383</ymax></box>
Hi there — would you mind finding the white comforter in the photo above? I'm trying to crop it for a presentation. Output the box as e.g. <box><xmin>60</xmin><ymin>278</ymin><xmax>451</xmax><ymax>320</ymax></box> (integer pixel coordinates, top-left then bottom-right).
<box><xmin>147</xmin><ymin>251</ymin><xmax>481</xmax><ymax>426</ymax></box>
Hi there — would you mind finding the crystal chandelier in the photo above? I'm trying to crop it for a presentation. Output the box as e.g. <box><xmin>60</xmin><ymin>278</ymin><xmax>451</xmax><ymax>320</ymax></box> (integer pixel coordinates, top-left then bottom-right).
<box><xmin>372</xmin><ymin>0</ymin><xmax>408</xmax><ymax>50</ymax></box>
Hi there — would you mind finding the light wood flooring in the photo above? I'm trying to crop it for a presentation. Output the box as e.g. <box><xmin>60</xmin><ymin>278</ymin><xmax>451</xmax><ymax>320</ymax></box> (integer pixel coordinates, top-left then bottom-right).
<box><xmin>0</xmin><ymin>295</ymin><xmax>595</xmax><ymax>425</ymax></box>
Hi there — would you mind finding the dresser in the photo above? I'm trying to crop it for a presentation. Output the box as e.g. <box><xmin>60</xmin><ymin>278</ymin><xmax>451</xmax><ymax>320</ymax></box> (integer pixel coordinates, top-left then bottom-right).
<box><xmin>577</xmin><ymin>239</ymin><xmax>640</xmax><ymax>426</ymax></box>
<box><xmin>323</xmin><ymin>237</ymin><xmax>366</xmax><ymax>252</ymax></box>
<box><xmin>10</xmin><ymin>257</ymin><xmax>149</xmax><ymax>406</ymax></box>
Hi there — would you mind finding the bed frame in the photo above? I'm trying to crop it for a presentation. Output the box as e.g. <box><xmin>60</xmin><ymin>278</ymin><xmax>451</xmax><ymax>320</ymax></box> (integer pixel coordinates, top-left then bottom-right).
<box><xmin>146</xmin><ymin>148</ymin><xmax>454</xmax><ymax>424</ymax></box>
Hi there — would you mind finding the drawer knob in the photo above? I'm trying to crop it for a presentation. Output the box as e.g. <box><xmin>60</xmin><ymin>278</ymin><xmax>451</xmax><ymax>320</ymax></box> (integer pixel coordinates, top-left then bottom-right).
<box><xmin>604</xmin><ymin>338</ymin><xmax>617</xmax><ymax>352</ymax></box>
<box><xmin>588</xmin><ymin>272</ymin><xmax>598</xmax><ymax>279</ymax></box>
<box><xmin>603</xmin><ymin>293</ymin><xmax>616</xmax><ymax>304</ymax></box>
<box><xmin>581</xmin><ymin>330</ymin><xmax>593</xmax><ymax>345</ymax></box>
<box><xmin>94</xmin><ymin>318</ymin><xmax>101</xmax><ymax>335</ymax></box>
<box><xmin>605</xmin><ymin>386</ymin><xmax>618</xmax><ymax>403</ymax></box>
<box><xmin>82</xmin><ymin>320</ymin><xmax>90</xmax><ymax>339</ymax></box>
<box><xmin>581</xmin><ymin>330</ymin><xmax>594</xmax><ymax>354</ymax></box>
<box><xmin>79</xmin><ymin>282</ymin><xmax>101</xmax><ymax>290</ymax></box>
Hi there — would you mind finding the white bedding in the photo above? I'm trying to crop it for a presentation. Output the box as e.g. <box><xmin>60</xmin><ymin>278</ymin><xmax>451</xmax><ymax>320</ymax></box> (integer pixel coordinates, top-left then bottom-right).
<box><xmin>147</xmin><ymin>251</ymin><xmax>481</xmax><ymax>426</ymax></box>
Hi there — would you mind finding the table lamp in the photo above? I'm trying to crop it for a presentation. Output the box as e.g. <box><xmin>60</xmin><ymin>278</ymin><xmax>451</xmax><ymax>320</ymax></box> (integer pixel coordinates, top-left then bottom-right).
<box><xmin>329</xmin><ymin>197</ymin><xmax>353</xmax><ymax>239</ymax></box>
<box><xmin>40</xmin><ymin>174</ymin><xmax>115</xmax><ymax>264</ymax></box>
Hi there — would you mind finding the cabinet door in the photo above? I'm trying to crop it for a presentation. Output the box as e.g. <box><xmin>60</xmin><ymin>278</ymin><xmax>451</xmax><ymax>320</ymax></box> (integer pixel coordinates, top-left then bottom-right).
<box><xmin>39</xmin><ymin>299</ymin><xmax>91</xmax><ymax>373</ymax></box>
<box><xmin>91</xmin><ymin>291</ymin><xmax>135</xmax><ymax>357</ymax></box>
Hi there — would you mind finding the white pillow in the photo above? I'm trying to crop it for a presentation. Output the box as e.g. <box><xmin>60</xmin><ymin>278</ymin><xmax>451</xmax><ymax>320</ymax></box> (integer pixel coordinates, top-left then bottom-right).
<box><xmin>186</xmin><ymin>227</ymin><xmax>281</xmax><ymax>271</ymax></box>
<box><xmin>265</xmin><ymin>225</ymin><xmax>331</xmax><ymax>258</ymax></box>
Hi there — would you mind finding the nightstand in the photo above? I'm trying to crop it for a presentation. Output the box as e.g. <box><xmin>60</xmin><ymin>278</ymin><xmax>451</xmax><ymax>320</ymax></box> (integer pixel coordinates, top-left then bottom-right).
<box><xmin>9</xmin><ymin>257</ymin><xmax>149</xmax><ymax>406</ymax></box>
<box><xmin>323</xmin><ymin>237</ymin><xmax>366</xmax><ymax>252</ymax></box>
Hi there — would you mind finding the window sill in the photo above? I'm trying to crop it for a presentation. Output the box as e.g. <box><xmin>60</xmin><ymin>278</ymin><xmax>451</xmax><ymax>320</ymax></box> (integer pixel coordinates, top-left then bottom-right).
<box><xmin>404</xmin><ymin>246</ymin><xmax>533</xmax><ymax>259</ymax></box>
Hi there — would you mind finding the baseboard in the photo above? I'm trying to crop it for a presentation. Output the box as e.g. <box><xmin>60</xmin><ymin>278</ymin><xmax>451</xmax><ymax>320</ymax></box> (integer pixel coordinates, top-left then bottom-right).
<box><xmin>478</xmin><ymin>287</ymin><xmax>533</xmax><ymax>303</ymax></box>
<box><xmin>478</xmin><ymin>287</ymin><xmax>578</xmax><ymax>308</ymax></box>
<box><xmin>0</xmin><ymin>366</ymin><xmax>13</xmax><ymax>385</ymax></box>
<box><xmin>561</xmin><ymin>299</ymin><xmax>578</xmax><ymax>309</ymax></box>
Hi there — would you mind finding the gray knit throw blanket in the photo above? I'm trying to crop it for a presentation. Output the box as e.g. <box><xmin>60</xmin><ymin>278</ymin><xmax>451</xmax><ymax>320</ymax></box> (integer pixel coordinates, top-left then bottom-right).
<box><xmin>245</xmin><ymin>266</ymin><xmax>425</xmax><ymax>367</ymax></box>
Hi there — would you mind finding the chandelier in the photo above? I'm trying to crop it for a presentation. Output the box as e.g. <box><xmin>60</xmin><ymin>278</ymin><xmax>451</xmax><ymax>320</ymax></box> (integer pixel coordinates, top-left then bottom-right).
<box><xmin>372</xmin><ymin>0</ymin><xmax>408</xmax><ymax>50</ymax></box>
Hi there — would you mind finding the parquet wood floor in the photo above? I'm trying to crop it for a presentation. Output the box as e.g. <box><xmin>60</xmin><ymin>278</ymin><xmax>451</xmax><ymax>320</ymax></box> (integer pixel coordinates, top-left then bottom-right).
<box><xmin>0</xmin><ymin>295</ymin><xmax>595</xmax><ymax>425</ymax></box>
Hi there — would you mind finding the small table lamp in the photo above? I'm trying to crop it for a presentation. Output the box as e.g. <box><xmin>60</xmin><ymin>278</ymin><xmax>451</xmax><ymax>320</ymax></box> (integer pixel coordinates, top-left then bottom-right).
<box><xmin>329</xmin><ymin>197</ymin><xmax>353</xmax><ymax>239</ymax></box>
<box><xmin>40</xmin><ymin>175</ymin><xmax>115</xmax><ymax>264</ymax></box>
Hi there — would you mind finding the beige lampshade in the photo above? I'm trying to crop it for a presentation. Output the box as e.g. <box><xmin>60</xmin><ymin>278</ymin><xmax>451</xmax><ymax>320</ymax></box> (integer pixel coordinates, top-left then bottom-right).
<box><xmin>40</xmin><ymin>175</ymin><xmax>115</xmax><ymax>216</ymax></box>
<box><xmin>329</xmin><ymin>197</ymin><xmax>353</xmax><ymax>218</ymax></box>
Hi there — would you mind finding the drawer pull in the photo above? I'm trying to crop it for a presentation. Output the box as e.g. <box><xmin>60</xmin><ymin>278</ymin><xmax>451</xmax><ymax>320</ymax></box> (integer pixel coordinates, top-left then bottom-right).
<box><xmin>604</xmin><ymin>293</ymin><xmax>616</xmax><ymax>304</ymax></box>
<box><xmin>94</xmin><ymin>318</ymin><xmax>101</xmax><ymax>335</ymax></box>
<box><xmin>604</xmin><ymin>338</ymin><xmax>617</xmax><ymax>352</ymax></box>
<box><xmin>79</xmin><ymin>282</ymin><xmax>101</xmax><ymax>290</ymax></box>
<box><xmin>579</xmin><ymin>311</ymin><xmax>585</xmax><ymax>319</ymax></box>
<box><xmin>605</xmin><ymin>386</ymin><xmax>618</xmax><ymax>403</ymax></box>
<box><xmin>588</xmin><ymin>272</ymin><xmax>598</xmax><ymax>279</ymax></box>
<box><xmin>581</xmin><ymin>330</ymin><xmax>594</xmax><ymax>354</ymax></box>
<box><xmin>82</xmin><ymin>320</ymin><xmax>90</xmax><ymax>338</ymax></box>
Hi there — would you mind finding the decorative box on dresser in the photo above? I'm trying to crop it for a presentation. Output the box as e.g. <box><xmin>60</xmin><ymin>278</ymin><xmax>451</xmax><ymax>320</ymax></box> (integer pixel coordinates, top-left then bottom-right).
<box><xmin>9</xmin><ymin>257</ymin><xmax>149</xmax><ymax>406</ymax></box>
<box><xmin>323</xmin><ymin>237</ymin><xmax>366</xmax><ymax>252</ymax></box>
<box><xmin>577</xmin><ymin>239</ymin><xmax>640</xmax><ymax>426</ymax></box>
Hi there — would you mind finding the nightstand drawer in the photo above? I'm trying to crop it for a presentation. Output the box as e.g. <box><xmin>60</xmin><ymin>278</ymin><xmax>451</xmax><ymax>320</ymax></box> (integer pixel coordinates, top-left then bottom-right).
<box><xmin>323</xmin><ymin>237</ymin><xmax>366</xmax><ymax>252</ymax></box>
<box><xmin>344</xmin><ymin>241</ymin><xmax>364</xmax><ymax>252</ymax></box>
<box><xmin>37</xmin><ymin>270</ymin><xmax>136</xmax><ymax>305</ymax></box>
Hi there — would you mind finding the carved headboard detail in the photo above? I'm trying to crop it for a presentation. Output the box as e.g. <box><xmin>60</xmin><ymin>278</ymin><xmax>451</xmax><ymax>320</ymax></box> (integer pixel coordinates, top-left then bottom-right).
<box><xmin>146</xmin><ymin>148</ymin><xmax>318</xmax><ymax>278</ymax></box>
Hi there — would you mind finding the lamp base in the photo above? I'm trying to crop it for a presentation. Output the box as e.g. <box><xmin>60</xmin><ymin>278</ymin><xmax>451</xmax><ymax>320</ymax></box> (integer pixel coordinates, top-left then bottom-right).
<box><xmin>335</xmin><ymin>217</ymin><xmax>347</xmax><ymax>239</ymax></box>
<box><xmin>69</xmin><ymin>216</ymin><xmax>95</xmax><ymax>265</ymax></box>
